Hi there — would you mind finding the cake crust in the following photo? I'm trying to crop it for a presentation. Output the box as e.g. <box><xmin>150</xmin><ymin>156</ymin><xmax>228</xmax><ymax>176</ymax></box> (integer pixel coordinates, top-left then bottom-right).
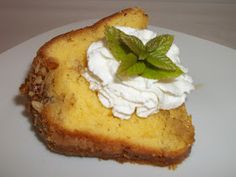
<box><xmin>20</xmin><ymin>7</ymin><xmax>194</xmax><ymax>167</ymax></box>
<box><xmin>36</xmin><ymin>109</ymin><xmax>192</xmax><ymax>167</ymax></box>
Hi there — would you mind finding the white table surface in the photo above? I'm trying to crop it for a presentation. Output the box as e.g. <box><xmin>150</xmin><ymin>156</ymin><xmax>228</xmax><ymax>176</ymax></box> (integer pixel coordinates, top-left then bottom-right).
<box><xmin>0</xmin><ymin>0</ymin><xmax>236</xmax><ymax>54</ymax></box>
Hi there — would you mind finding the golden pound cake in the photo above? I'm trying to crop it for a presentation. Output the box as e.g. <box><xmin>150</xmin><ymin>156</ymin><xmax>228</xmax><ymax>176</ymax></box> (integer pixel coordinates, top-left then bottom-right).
<box><xmin>20</xmin><ymin>7</ymin><xmax>194</xmax><ymax>167</ymax></box>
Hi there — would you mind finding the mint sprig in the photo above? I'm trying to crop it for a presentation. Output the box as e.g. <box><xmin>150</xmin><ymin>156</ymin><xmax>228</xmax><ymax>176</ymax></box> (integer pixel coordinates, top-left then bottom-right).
<box><xmin>119</xmin><ymin>32</ymin><xmax>147</xmax><ymax>60</ymax></box>
<box><xmin>146</xmin><ymin>54</ymin><xmax>178</xmax><ymax>71</ymax></box>
<box><xmin>104</xmin><ymin>26</ymin><xmax>129</xmax><ymax>61</ymax></box>
<box><xmin>146</xmin><ymin>34</ymin><xmax>174</xmax><ymax>54</ymax></box>
<box><xmin>117</xmin><ymin>53</ymin><xmax>137</xmax><ymax>74</ymax></box>
<box><xmin>104</xmin><ymin>26</ymin><xmax>183</xmax><ymax>80</ymax></box>
<box><xmin>142</xmin><ymin>64</ymin><xmax>183</xmax><ymax>80</ymax></box>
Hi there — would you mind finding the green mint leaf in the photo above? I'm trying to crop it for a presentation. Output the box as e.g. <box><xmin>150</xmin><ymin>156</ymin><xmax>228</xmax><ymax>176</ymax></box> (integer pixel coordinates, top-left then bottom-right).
<box><xmin>123</xmin><ymin>61</ymin><xmax>146</xmax><ymax>76</ymax></box>
<box><xmin>119</xmin><ymin>31</ymin><xmax>147</xmax><ymax>59</ymax></box>
<box><xmin>142</xmin><ymin>64</ymin><xmax>183</xmax><ymax>80</ymax></box>
<box><xmin>118</xmin><ymin>53</ymin><xmax>146</xmax><ymax>77</ymax></box>
<box><xmin>145</xmin><ymin>36</ymin><xmax>161</xmax><ymax>52</ymax></box>
<box><xmin>104</xmin><ymin>26</ymin><xmax>130</xmax><ymax>61</ymax></box>
<box><xmin>146</xmin><ymin>54</ymin><xmax>178</xmax><ymax>71</ymax></box>
<box><xmin>146</xmin><ymin>34</ymin><xmax>174</xmax><ymax>54</ymax></box>
<box><xmin>104</xmin><ymin>26</ymin><xmax>183</xmax><ymax>80</ymax></box>
<box><xmin>117</xmin><ymin>53</ymin><xmax>137</xmax><ymax>74</ymax></box>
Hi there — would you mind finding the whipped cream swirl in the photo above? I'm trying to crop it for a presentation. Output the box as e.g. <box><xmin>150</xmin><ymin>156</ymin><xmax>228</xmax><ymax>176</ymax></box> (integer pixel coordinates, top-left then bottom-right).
<box><xmin>83</xmin><ymin>26</ymin><xmax>194</xmax><ymax>119</ymax></box>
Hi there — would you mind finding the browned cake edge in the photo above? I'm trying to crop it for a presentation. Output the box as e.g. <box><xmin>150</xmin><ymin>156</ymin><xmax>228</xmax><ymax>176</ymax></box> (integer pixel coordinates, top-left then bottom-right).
<box><xmin>37</xmin><ymin>106</ymin><xmax>192</xmax><ymax>167</ymax></box>
<box><xmin>20</xmin><ymin>7</ymin><xmax>194</xmax><ymax>167</ymax></box>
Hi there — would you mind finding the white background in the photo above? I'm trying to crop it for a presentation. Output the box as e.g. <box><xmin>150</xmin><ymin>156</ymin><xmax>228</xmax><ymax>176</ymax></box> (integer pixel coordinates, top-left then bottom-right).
<box><xmin>0</xmin><ymin>0</ymin><xmax>235</xmax><ymax>53</ymax></box>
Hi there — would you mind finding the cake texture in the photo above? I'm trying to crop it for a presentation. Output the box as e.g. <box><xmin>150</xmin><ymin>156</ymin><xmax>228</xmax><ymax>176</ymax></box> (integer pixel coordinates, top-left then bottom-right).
<box><xmin>20</xmin><ymin>7</ymin><xmax>194</xmax><ymax>166</ymax></box>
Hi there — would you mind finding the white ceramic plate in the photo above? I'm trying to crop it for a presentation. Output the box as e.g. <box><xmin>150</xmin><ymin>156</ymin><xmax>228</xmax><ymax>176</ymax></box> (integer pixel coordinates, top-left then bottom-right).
<box><xmin>0</xmin><ymin>20</ymin><xmax>236</xmax><ymax>177</ymax></box>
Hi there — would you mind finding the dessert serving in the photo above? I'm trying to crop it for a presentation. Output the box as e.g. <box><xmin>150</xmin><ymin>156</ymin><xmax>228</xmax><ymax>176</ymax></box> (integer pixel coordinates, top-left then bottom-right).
<box><xmin>20</xmin><ymin>7</ymin><xmax>195</xmax><ymax>166</ymax></box>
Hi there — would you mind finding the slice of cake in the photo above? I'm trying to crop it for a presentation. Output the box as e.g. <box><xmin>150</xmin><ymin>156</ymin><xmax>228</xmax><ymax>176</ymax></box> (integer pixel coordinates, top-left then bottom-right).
<box><xmin>20</xmin><ymin>7</ymin><xmax>194</xmax><ymax>166</ymax></box>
